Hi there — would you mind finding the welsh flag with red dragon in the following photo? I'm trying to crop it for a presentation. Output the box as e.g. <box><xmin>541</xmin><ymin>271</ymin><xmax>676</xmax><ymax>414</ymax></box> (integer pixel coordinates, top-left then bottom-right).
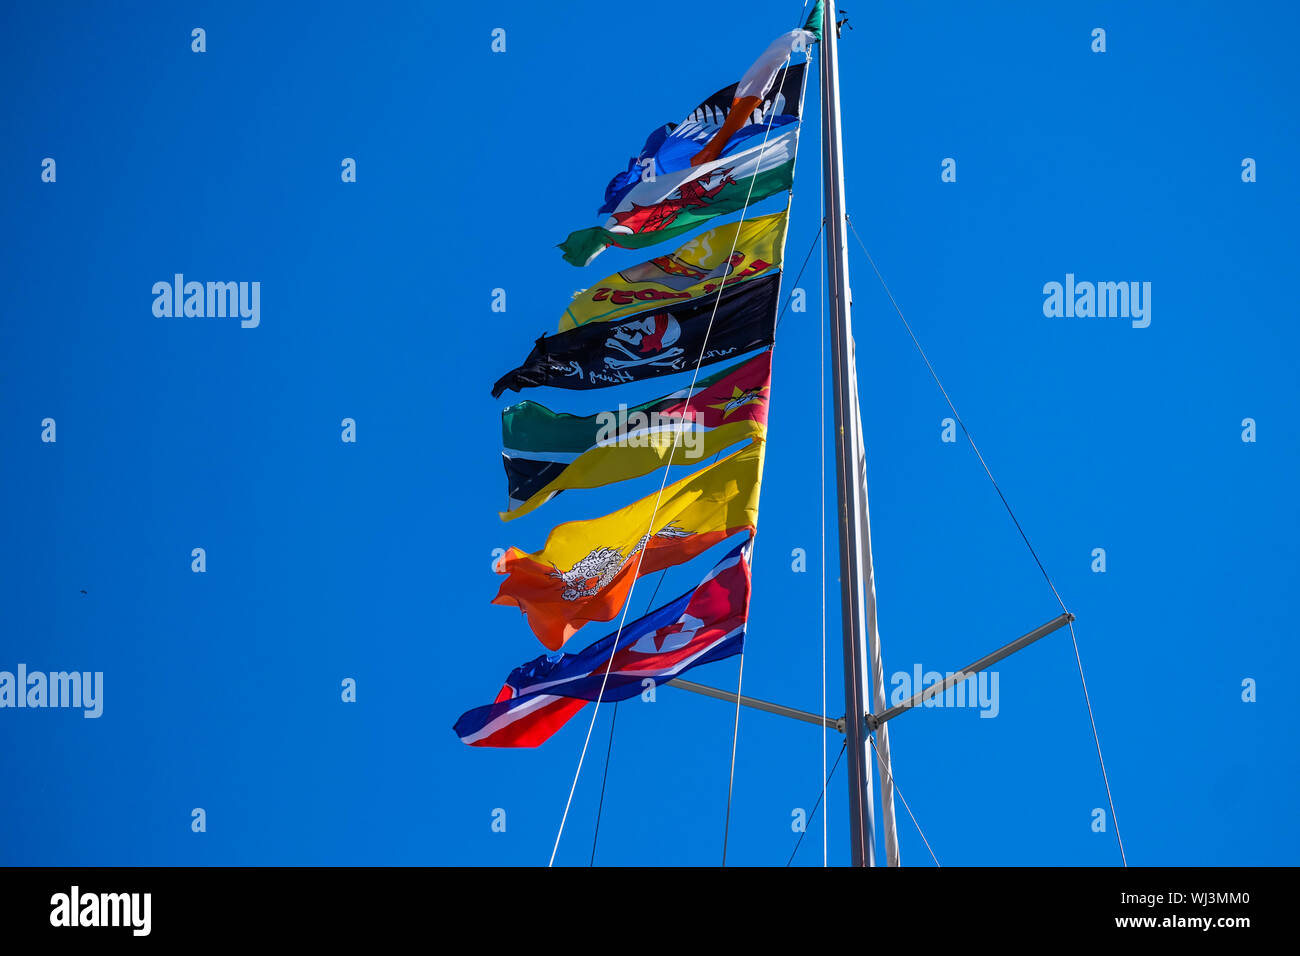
<box><xmin>559</xmin><ymin>30</ymin><xmax>813</xmax><ymax>267</ymax></box>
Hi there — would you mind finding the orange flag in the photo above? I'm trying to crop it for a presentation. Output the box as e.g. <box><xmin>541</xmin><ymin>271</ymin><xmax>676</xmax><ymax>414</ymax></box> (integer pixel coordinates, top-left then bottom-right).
<box><xmin>493</xmin><ymin>441</ymin><xmax>765</xmax><ymax>650</ymax></box>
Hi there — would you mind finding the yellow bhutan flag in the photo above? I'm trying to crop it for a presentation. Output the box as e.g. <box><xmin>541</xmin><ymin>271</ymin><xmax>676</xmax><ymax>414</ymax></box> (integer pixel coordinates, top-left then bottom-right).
<box><xmin>558</xmin><ymin>211</ymin><xmax>788</xmax><ymax>331</ymax></box>
<box><xmin>493</xmin><ymin>440</ymin><xmax>766</xmax><ymax>650</ymax></box>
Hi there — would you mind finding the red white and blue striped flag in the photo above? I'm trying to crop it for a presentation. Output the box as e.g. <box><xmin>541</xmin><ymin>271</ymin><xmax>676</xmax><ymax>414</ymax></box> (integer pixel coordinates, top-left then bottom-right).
<box><xmin>454</xmin><ymin>544</ymin><xmax>751</xmax><ymax>748</ymax></box>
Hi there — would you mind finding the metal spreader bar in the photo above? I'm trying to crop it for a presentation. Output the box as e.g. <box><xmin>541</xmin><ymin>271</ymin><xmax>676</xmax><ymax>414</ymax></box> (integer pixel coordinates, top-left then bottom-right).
<box><xmin>667</xmin><ymin>612</ymin><xmax>1074</xmax><ymax>737</ymax></box>
<box><xmin>668</xmin><ymin>678</ymin><xmax>844</xmax><ymax>732</ymax></box>
<box><xmin>866</xmin><ymin>612</ymin><xmax>1075</xmax><ymax>730</ymax></box>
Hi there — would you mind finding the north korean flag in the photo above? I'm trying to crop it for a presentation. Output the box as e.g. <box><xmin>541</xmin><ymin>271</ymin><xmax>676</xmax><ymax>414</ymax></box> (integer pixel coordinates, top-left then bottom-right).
<box><xmin>454</xmin><ymin>543</ymin><xmax>751</xmax><ymax>748</ymax></box>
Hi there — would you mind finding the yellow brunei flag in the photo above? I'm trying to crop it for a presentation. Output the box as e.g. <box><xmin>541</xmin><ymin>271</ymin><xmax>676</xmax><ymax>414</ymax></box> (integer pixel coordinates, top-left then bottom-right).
<box><xmin>493</xmin><ymin>440</ymin><xmax>766</xmax><ymax>650</ymax></box>
<box><xmin>559</xmin><ymin>211</ymin><xmax>788</xmax><ymax>331</ymax></box>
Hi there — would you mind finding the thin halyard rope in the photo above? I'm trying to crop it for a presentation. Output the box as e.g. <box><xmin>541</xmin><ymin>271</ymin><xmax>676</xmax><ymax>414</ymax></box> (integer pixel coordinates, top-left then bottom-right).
<box><xmin>786</xmin><ymin>736</ymin><xmax>940</xmax><ymax>867</ymax></box>
<box><xmin>720</xmin><ymin>650</ymin><xmax>746</xmax><ymax>865</ymax></box>
<box><xmin>548</xmin><ymin>54</ymin><xmax>800</xmax><ymax>866</ymax></box>
<box><xmin>587</xmin><ymin>451</ymin><xmax>719</xmax><ymax>863</ymax></box>
<box><xmin>787</xmin><ymin>740</ymin><xmax>845</xmax><ymax>866</ymax></box>
<box><xmin>1065</xmin><ymin>617</ymin><xmax>1127</xmax><ymax>866</ymax></box>
<box><xmin>817</xmin><ymin>45</ymin><xmax>829</xmax><ymax>867</ymax></box>
<box><xmin>588</xmin><ymin>701</ymin><xmax>618</xmax><ymax>866</ymax></box>
<box><xmin>843</xmin><ymin>215</ymin><xmax>1127</xmax><ymax>867</ymax></box>
<box><xmin>717</xmin><ymin>41</ymin><xmax>806</xmax><ymax>868</ymax></box>
<box><xmin>845</xmin><ymin>216</ymin><xmax>1063</xmax><ymax>608</ymax></box>
<box><xmin>820</xmin><ymin>236</ymin><xmax>829</xmax><ymax>868</ymax></box>
<box><xmin>587</xmin><ymin>564</ymin><xmax>672</xmax><ymax>866</ymax></box>
<box><xmin>868</xmin><ymin>735</ymin><xmax>939</xmax><ymax>867</ymax></box>
<box><xmin>775</xmin><ymin>223</ymin><xmax>824</xmax><ymax>331</ymax></box>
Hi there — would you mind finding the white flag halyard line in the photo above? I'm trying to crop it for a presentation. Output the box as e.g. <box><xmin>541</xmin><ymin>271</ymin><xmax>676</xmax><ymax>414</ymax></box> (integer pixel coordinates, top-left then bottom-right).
<box><xmin>722</xmin><ymin>29</ymin><xmax>814</xmax><ymax>867</ymax></box>
<box><xmin>548</xmin><ymin>49</ymin><xmax>805</xmax><ymax>869</ymax></box>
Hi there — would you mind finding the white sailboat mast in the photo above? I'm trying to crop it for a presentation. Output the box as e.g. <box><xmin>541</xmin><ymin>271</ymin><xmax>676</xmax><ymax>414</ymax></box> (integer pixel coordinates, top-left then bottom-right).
<box><xmin>819</xmin><ymin>7</ymin><xmax>900</xmax><ymax>867</ymax></box>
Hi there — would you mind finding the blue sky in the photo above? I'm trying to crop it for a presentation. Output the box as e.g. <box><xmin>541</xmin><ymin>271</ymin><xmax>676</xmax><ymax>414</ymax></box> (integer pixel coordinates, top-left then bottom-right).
<box><xmin>1</xmin><ymin>0</ymin><xmax>1296</xmax><ymax>866</ymax></box>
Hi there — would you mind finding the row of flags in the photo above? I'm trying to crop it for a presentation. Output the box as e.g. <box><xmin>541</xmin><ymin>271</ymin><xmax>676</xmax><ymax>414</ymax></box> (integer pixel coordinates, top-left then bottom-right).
<box><xmin>456</xmin><ymin>13</ymin><xmax>822</xmax><ymax>748</ymax></box>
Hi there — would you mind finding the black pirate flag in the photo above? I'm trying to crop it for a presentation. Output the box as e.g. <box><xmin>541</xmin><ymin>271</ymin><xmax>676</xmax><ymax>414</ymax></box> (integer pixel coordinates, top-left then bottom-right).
<box><xmin>491</xmin><ymin>273</ymin><xmax>779</xmax><ymax>398</ymax></box>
